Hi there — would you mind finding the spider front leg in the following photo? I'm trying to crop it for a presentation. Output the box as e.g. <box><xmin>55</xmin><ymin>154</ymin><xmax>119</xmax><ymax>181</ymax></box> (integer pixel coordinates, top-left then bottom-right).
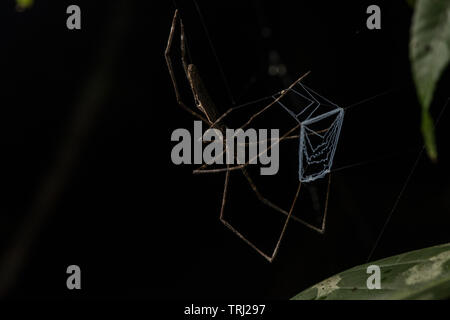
<box><xmin>165</xmin><ymin>10</ymin><xmax>209</xmax><ymax>124</ymax></box>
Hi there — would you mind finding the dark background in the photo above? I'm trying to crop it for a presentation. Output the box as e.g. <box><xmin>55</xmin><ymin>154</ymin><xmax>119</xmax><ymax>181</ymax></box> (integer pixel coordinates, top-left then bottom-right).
<box><xmin>0</xmin><ymin>0</ymin><xmax>449</xmax><ymax>299</ymax></box>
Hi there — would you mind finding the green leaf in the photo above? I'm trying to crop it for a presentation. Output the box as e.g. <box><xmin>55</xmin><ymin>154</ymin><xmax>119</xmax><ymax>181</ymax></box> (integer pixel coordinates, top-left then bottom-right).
<box><xmin>292</xmin><ymin>243</ymin><xmax>450</xmax><ymax>300</ymax></box>
<box><xmin>410</xmin><ymin>0</ymin><xmax>450</xmax><ymax>161</ymax></box>
<box><xmin>421</xmin><ymin>108</ymin><xmax>437</xmax><ymax>161</ymax></box>
<box><xmin>16</xmin><ymin>0</ymin><xmax>34</xmax><ymax>10</ymax></box>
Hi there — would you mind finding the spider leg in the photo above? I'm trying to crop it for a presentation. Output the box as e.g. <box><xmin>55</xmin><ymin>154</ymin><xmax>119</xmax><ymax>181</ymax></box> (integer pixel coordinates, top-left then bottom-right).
<box><xmin>219</xmin><ymin>167</ymin><xmax>273</xmax><ymax>262</ymax></box>
<box><xmin>165</xmin><ymin>10</ymin><xmax>209</xmax><ymax>124</ymax></box>
<box><xmin>238</xmin><ymin>72</ymin><xmax>310</xmax><ymax>130</ymax></box>
<box><xmin>241</xmin><ymin>168</ymin><xmax>331</xmax><ymax>235</ymax></box>
<box><xmin>205</xmin><ymin>72</ymin><xmax>310</xmax><ymax>132</ymax></box>
<box><xmin>270</xmin><ymin>181</ymin><xmax>302</xmax><ymax>261</ymax></box>
<box><xmin>219</xmin><ymin>166</ymin><xmax>302</xmax><ymax>262</ymax></box>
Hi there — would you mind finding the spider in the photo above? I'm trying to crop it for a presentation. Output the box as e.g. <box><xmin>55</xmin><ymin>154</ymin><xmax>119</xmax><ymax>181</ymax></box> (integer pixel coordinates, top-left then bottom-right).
<box><xmin>165</xmin><ymin>9</ymin><xmax>335</xmax><ymax>262</ymax></box>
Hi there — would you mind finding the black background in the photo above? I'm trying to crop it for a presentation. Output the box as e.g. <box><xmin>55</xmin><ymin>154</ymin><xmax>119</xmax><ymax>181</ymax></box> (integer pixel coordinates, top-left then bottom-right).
<box><xmin>1</xmin><ymin>0</ymin><xmax>449</xmax><ymax>299</ymax></box>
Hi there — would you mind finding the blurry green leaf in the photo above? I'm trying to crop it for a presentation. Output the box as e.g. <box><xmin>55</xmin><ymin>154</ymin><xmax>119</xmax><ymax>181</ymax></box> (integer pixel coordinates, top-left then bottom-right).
<box><xmin>292</xmin><ymin>243</ymin><xmax>450</xmax><ymax>300</ymax></box>
<box><xmin>410</xmin><ymin>0</ymin><xmax>450</xmax><ymax>161</ymax></box>
<box><xmin>421</xmin><ymin>108</ymin><xmax>437</xmax><ymax>161</ymax></box>
<box><xmin>16</xmin><ymin>0</ymin><xmax>34</xmax><ymax>10</ymax></box>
